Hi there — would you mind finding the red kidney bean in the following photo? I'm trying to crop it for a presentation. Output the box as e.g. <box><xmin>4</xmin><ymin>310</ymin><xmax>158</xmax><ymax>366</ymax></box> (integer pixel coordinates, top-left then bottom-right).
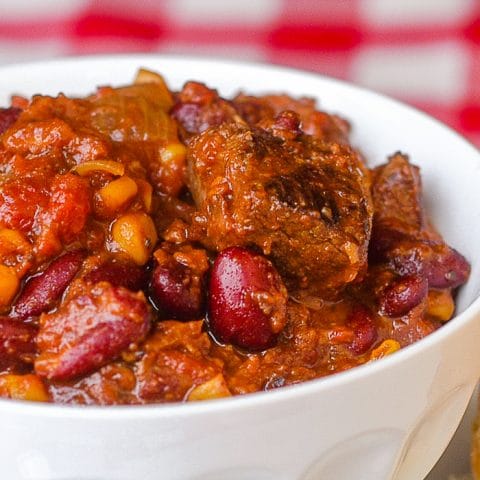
<box><xmin>0</xmin><ymin>317</ymin><xmax>37</xmax><ymax>373</ymax></box>
<box><xmin>84</xmin><ymin>260</ymin><xmax>148</xmax><ymax>292</ymax></box>
<box><xmin>346</xmin><ymin>306</ymin><xmax>378</xmax><ymax>355</ymax></box>
<box><xmin>171</xmin><ymin>102</ymin><xmax>203</xmax><ymax>133</ymax></box>
<box><xmin>171</xmin><ymin>82</ymin><xmax>238</xmax><ymax>137</ymax></box>
<box><xmin>424</xmin><ymin>247</ymin><xmax>470</xmax><ymax>289</ymax></box>
<box><xmin>371</xmin><ymin>227</ymin><xmax>470</xmax><ymax>290</ymax></box>
<box><xmin>387</xmin><ymin>243</ymin><xmax>470</xmax><ymax>289</ymax></box>
<box><xmin>378</xmin><ymin>275</ymin><xmax>428</xmax><ymax>317</ymax></box>
<box><xmin>0</xmin><ymin>107</ymin><xmax>21</xmax><ymax>135</ymax></box>
<box><xmin>208</xmin><ymin>246</ymin><xmax>288</xmax><ymax>351</ymax></box>
<box><xmin>12</xmin><ymin>250</ymin><xmax>85</xmax><ymax>320</ymax></box>
<box><xmin>35</xmin><ymin>283</ymin><xmax>151</xmax><ymax>380</ymax></box>
<box><xmin>150</xmin><ymin>261</ymin><xmax>205</xmax><ymax>320</ymax></box>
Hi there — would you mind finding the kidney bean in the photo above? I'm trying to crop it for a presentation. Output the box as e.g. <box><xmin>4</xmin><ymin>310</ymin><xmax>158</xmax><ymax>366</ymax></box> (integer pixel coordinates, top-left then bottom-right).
<box><xmin>149</xmin><ymin>245</ymin><xmax>208</xmax><ymax>320</ymax></box>
<box><xmin>171</xmin><ymin>82</ymin><xmax>237</xmax><ymax>137</ymax></box>
<box><xmin>171</xmin><ymin>102</ymin><xmax>203</xmax><ymax>133</ymax></box>
<box><xmin>208</xmin><ymin>246</ymin><xmax>288</xmax><ymax>351</ymax></box>
<box><xmin>150</xmin><ymin>261</ymin><xmax>205</xmax><ymax>320</ymax></box>
<box><xmin>390</xmin><ymin>302</ymin><xmax>438</xmax><ymax>346</ymax></box>
<box><xmin>371</xmin><ymin>228</ymin><xmax>470</xmax><ymax>290</ymax></box>
<box><xmin>387</xmin><ymin>243</ymin><xmax>470</xmax><ymax>289</ymax></box>
<box><xmin>0</xmin><ymin>107</ymin><xmax>21</xmax><ymax>135</ymax></box>
<box><xmin>424</xmin><ymin>247</ymin><xmax>470</xmax><ymax>289</ymax></box>
<box><xmin>378</xmin><ymin>275</ymin><xmax>428</xmax><ymax>318</ymax></box>
<box><xmin>346</xmin><ymin>306</ymin><xmax>378</xmax><ymax>355</ymax></box>
<box><xmin>35</xmin><ymin>283</ymin><xmax>151</xmax><ymax>380</ymax></box>
<box><xmin>84</xmin><ymin>260</ymin><xmax>148</xmax><ymax>292</ymax></box>
<box><xmin>0</xmin><ymin>317</ymin><xmax>37</xmax><ymax>373</ymax></box>
<box><xmin>12</xmin><ymin>250</ymin><xmax>85</xmax><ymax>320</ymax></box>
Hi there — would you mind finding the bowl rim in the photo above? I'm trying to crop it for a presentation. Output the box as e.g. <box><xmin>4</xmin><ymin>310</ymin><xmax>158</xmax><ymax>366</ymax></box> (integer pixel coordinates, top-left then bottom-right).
<box><xmin>1</xmin><ymin>53</ymin><xmax>479</xmax><ymax>419</ymax></box>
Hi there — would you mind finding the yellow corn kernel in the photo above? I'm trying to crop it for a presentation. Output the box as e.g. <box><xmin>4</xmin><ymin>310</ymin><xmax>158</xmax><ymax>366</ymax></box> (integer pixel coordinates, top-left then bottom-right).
<box><xmin>0</xmin><ymin>228</ymin><xmax>32</xmax><ymax>277</ymax></box>
<box><xmin>0</xmin><ymin>265</ymin><xmax>19</xmax><ymax>307</ymax></box>
<box><xmin>111</xmin><ymin>213</ymin><xmax>158</xmax><ymax>265</ymax></box>
<box><xmin>72</xmin><ymin>160</ymin><xmax>125</xmax><ymax>177</ymax></box>
<box><xmin>0</xmin><ymin>374</ymin><xmax>49</xmax><ymax>402</ymax></box>
<box><xmin>370</xmin><ymin>339</ymin><xmax>401</xmax><ymax>361</ymax></box>
<box><xmin>160</xmin><ymin>143</ymin><xmax>187</xmax><ymax>165</ymax></box>
<box><xmin>426</xmin><ymin>289</ymin><xmax>455</xmax><ymax>322</ymax></box>
<box><xmin>187</xmin><ymin>374</ymin><xmax>232</xmax><ymax>402</ymax></box>
<box><xmin>136</xmin><ymin>179</ymin><xmax>153</xmax><ymax>212</ymax></box>
<box><xmin>98</xmin><ymin>176</ymin><xmax>138</xmax><ymax>213</ymax></box>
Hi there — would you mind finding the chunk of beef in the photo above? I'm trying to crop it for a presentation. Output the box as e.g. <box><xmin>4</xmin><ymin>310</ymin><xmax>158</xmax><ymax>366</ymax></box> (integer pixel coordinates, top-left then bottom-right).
<box><xmin>371</xmin><ymin>152</ymin><xmax>425</xmax><ymax>236</ymax></box>
<box><xmin>187</xmin><ymin>122</ymin><xmax>373</xmax><ymax>296</ymax></box>
<box><xmin>369</xmin><ymin>153</ymin><xmax>470</xmax><ymax>290</ymax></box>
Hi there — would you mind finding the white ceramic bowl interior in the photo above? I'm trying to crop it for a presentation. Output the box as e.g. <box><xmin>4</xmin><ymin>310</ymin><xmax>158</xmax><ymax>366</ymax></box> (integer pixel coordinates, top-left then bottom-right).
<box><xmin>1</xmin><ymin>55</ymin><xmax>480</xmax><ymax>480</ymax></box>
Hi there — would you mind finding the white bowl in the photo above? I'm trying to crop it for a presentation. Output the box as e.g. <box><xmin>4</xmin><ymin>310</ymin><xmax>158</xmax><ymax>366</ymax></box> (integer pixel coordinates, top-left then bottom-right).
<box><xmin>1</xmin><ymin>55</ymin><xmax>480</xmax><ymax>480</ymax></box>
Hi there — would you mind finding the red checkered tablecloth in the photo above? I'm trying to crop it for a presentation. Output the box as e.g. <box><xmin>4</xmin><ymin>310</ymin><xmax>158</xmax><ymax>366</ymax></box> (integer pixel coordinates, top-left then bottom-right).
<box><xmin>0</xmin><ymin>0</ymin><xmax>479</xmax><ymax>146</ymax></box>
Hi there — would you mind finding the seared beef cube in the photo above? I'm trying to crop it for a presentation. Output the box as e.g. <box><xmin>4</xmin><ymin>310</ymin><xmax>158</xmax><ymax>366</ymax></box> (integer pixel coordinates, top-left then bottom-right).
<box><xmin>371</xmin><ymin>152</ymin><xmax>426</xmax><ymax>236</ymax></box>
<box><xmin>187</xmin><ymin>122</ymin><xmax>373</xmax><ymax>296</ymax></box>
<box><xmin>369</xmin><ymin>153</ymin><xmax>470</xmax><ymax>290</ymax></box>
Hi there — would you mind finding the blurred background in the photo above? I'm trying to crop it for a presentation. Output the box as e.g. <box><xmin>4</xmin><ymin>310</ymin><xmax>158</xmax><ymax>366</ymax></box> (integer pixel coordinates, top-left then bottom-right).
<box><xmin>0</xmin><ymin>0</ymin><xmax>478</xmax><ymax>148</ymax></box>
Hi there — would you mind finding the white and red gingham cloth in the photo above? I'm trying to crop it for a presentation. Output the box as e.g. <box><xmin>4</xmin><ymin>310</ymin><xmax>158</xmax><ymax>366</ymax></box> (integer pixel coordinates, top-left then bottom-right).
<box><xmin>0</xmin><ymin>0</ymin><xmax>479</xmax><ymax>146</ymax></box>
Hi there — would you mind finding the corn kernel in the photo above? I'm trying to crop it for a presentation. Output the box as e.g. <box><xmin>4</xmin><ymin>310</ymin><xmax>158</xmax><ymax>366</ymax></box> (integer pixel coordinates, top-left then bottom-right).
<box><xmin>111</xmin><ymin>213</ymin><xmax>158</xmax><ymax>265</ymax></box>
<box><xmin>0</xmin><ymin>265</ymin><xmax>19</xmax><ymax>307</ymax></box>
<box><xmin>160</xmin><ymin>143</ymin><xmax>187</xmax><ymax>165</ymax></box>
<box><xmin>426</xmin><ymin>289</ymin><xmax>455</xmax><ymax>322</ymax></box>
<box><xmin>187</xmin><ymin>374</ymin><xmax>232</xmax><ymax>401</ymax></box>
<box><xmin>72</xmin><ymin>160</ymin><xmax>125</xmax><ymax>177</ymax></box>
<box><xmin>0</xmin><ymin>374</ymin><xmax>49</xmax><ymax>402</ymax></box>
<box><xmin>136</xmin><ymin>179</ymin><xmax>153</xmax><ymax>212</ymax></box>
<box><xmin>98</xmin><ymin>176</ymin><xmax>138</xmax><ymax>213</ymax></box>
<box><xmin>370</xmin><ymin>339</ymin><xmax>401</xmax><ymax>361</ymax></box>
